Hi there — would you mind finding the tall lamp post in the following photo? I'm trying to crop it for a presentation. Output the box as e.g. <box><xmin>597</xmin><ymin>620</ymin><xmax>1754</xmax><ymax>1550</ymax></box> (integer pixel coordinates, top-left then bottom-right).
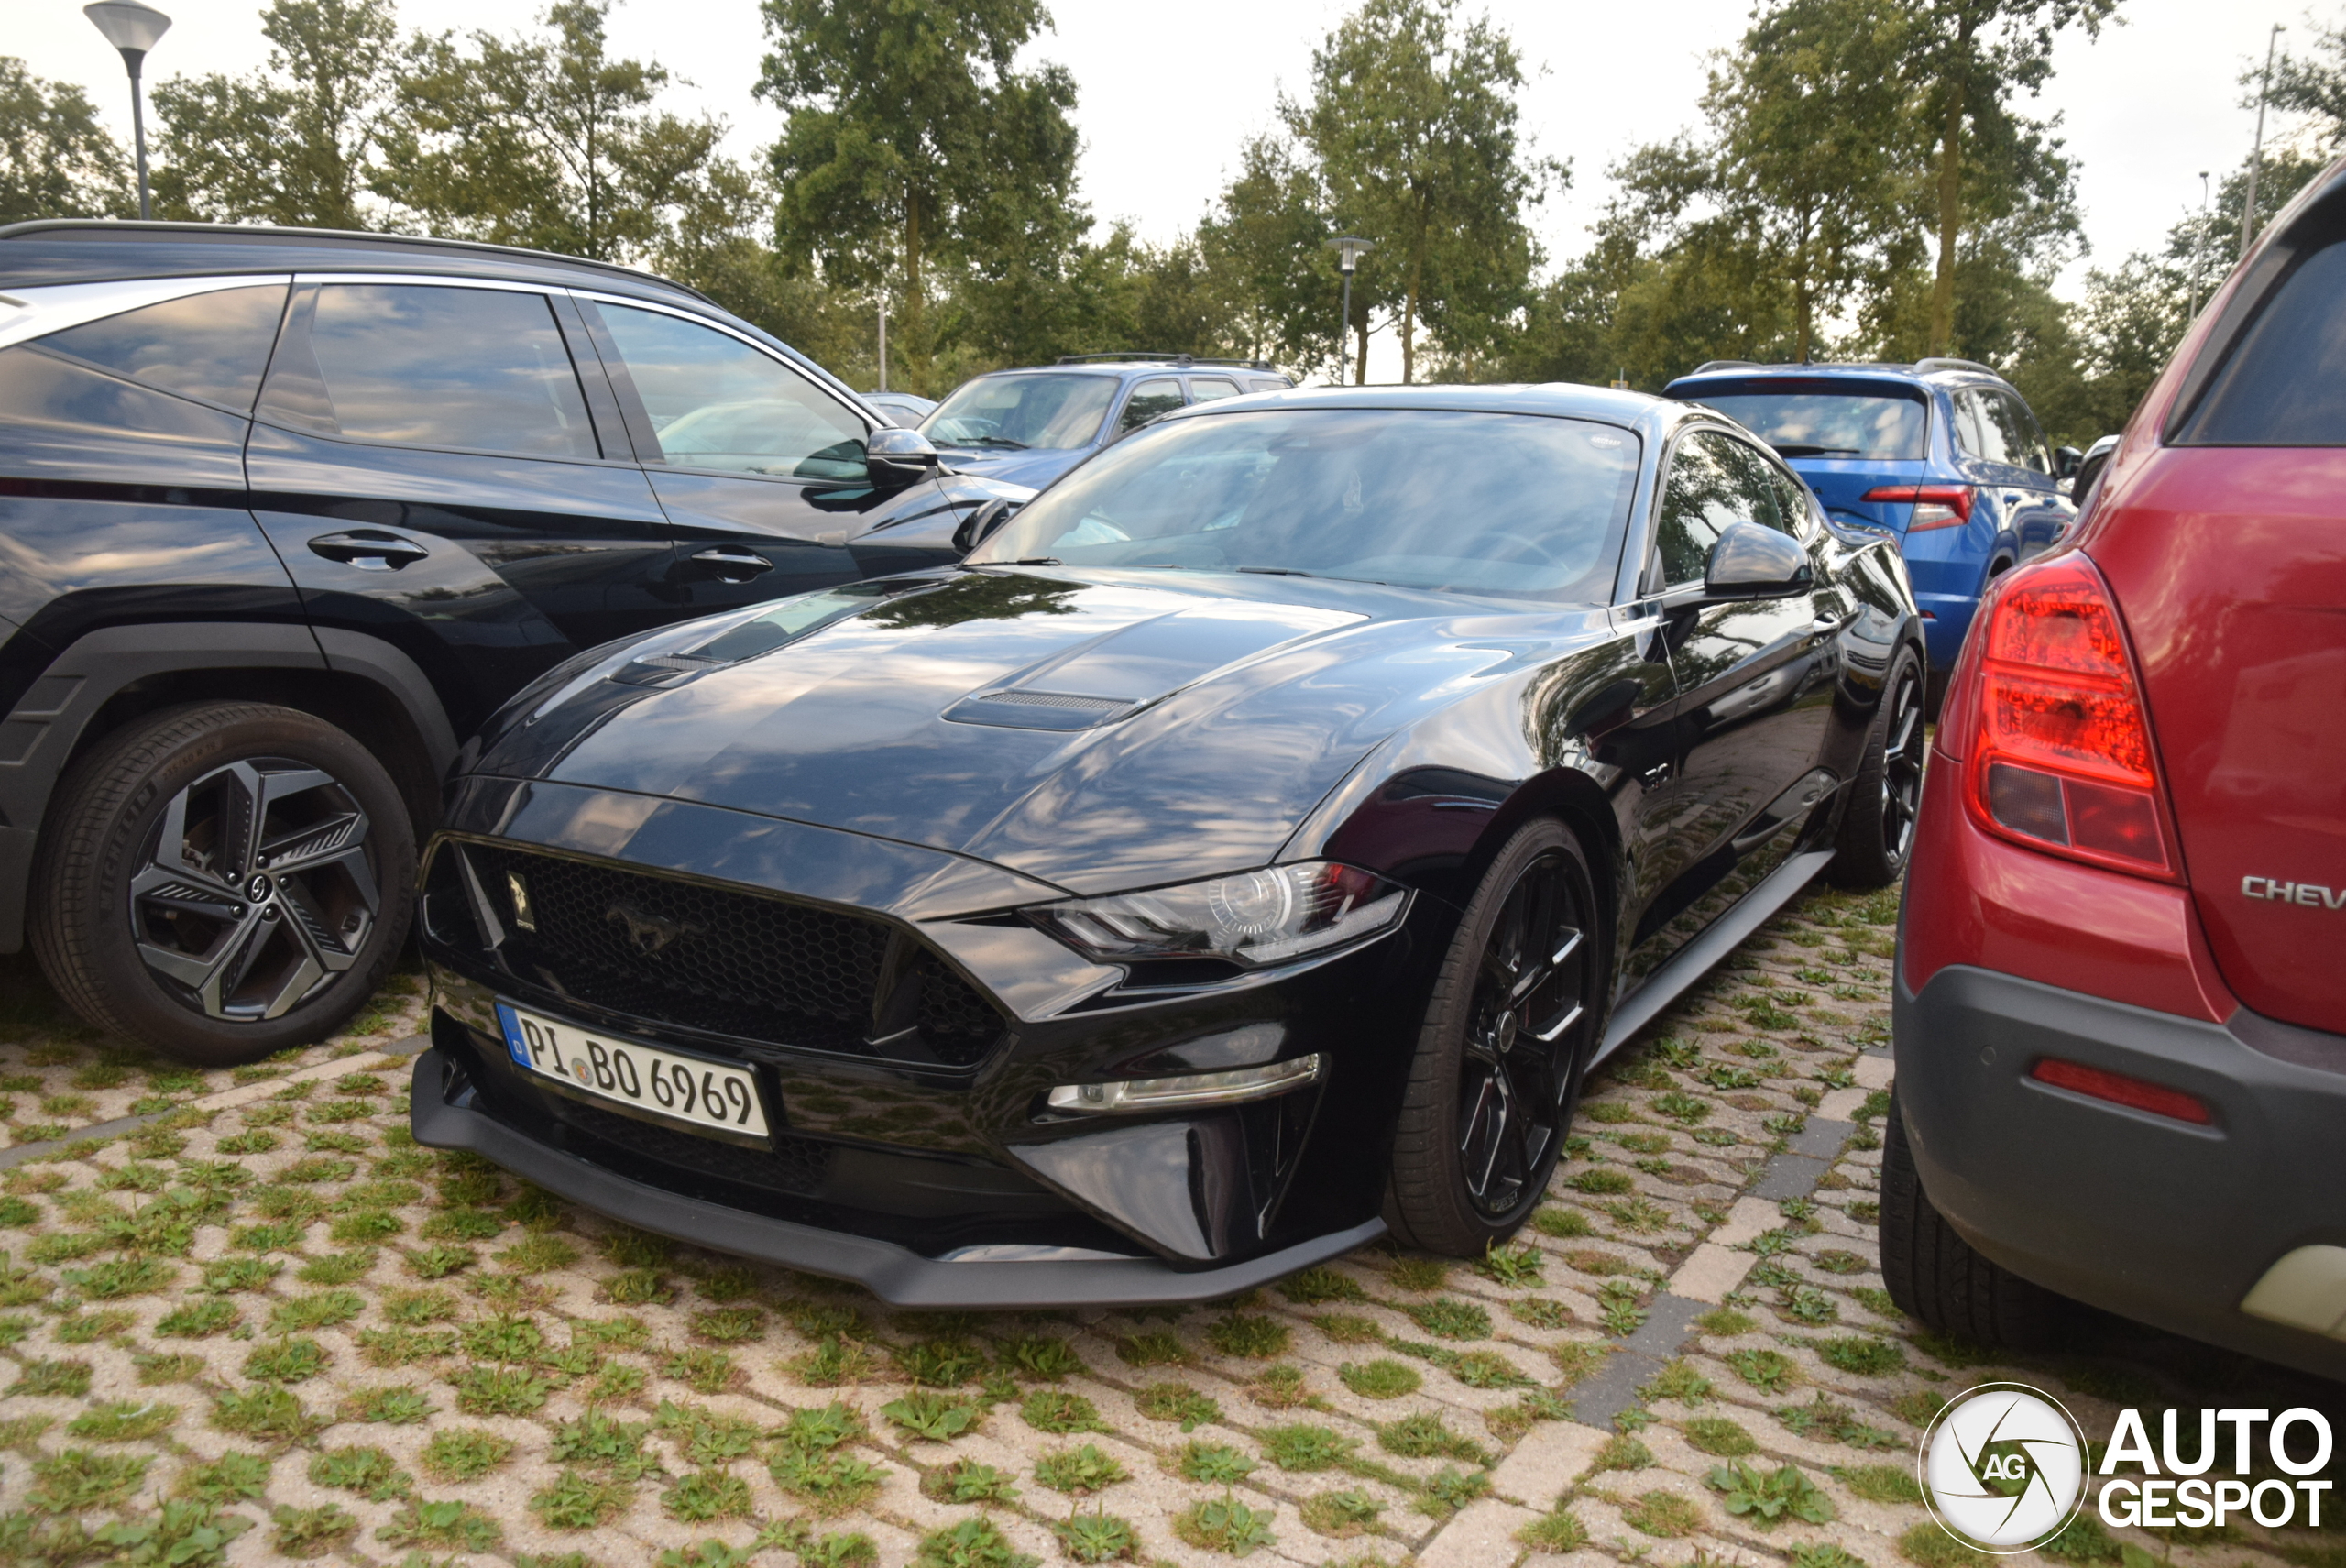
<box><xmin>84</xmin><ymin>0</ymin><xmax>173</xmax><ymax>221</ymax></box>
<box><xmin>2242</xmin><ymin>22</ymin><xmax>2284</xmax><ymax>262</ymax></box>
<box><xmin>1329</xmin><ymin>236</ymin><xmax>1373</xmax><ymax>386</ymax></box>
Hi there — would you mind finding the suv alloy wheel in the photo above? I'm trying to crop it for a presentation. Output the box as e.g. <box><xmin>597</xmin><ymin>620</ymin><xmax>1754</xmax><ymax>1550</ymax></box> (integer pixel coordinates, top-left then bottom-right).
<box><xmin>30</xmin><ymin>702</ymin><xmax>414</xmax><ymax>1065</ymax></box>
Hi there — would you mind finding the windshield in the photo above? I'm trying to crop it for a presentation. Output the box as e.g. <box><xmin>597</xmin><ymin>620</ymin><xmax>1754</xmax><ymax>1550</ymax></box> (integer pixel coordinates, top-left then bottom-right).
<box><xmin>967</xmin><ymin>407</ymin><xmax>1641</xmax><ymax>602</ymax></box>
<box><xmin>924</xmin><ymin>372</ymin><xmax>1120</xmax><ymax>451</ymax></box>
<box><xmin>1686</xmin><ymin>384</ymin><xmax>1927</xmax><ymax>460</ymax></box>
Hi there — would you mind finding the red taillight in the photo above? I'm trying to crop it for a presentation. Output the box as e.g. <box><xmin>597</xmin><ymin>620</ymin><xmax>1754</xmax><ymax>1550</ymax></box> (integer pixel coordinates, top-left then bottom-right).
<box><xmin>1963</xmin><ymin>554</ymin><xmax>2180</xmax><ymax>881</ymax></box>
<box><xmin>1861</xmin><ymin>484</ymin><xmax>1975</xmax><ymax>530</ymax></box>
<box><xmin>2030</xmin><ymin>1058</ymin><xmax>2212</xmax><ymax>1124</ymax></box>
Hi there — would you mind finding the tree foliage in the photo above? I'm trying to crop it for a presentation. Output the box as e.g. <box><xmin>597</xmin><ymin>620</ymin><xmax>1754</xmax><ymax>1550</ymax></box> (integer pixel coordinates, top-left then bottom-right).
<box><xmin>151</xmin><ymin>0</ymin><xmax>401</xmax><ymax>227</ymax></box>
<box><xmin>1286</xmin><ymin>0</ymin><xmax>1559</xmax><ymax>381</ymax></box>
<box><xmin>0</xmin><ymin>59</ymin><xmax>130</xmax><ymax>223</ymax></box>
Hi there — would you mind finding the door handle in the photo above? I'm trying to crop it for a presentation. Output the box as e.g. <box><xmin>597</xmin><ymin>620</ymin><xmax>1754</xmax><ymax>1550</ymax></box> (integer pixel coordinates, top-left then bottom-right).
<box><xmin>309</xmin><ymin>530</ymin><xmax>429</xmax><ymax>571</ymax></box>
<box><xmin>689</xmin><ymin>547</ymin><xmax>776</xmax><ymax>583</ymax></box>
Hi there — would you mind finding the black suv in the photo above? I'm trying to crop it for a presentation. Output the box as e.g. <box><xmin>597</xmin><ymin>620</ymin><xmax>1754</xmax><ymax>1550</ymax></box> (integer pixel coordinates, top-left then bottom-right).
<box><xmin>0</xmin><ymin>220</ymin><xmax>1010</xmax><ymax>1064</ymax></box>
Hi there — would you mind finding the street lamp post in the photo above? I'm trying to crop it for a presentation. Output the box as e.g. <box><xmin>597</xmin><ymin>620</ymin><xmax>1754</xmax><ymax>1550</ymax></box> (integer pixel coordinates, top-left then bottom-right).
<box><xmin>1329</xmin><ymin>236</ymin><xmax>1373</xmax><ymax>386</ymax></box>
<box><xmin>2242</xmin><ymin>22</ymin><xmax>2285</xmax><ymax>262</ymax></box>
<box><xmin>84</xmin><ymin>0</ymin><xmax>172</xmax><ymax>221</ymax></box>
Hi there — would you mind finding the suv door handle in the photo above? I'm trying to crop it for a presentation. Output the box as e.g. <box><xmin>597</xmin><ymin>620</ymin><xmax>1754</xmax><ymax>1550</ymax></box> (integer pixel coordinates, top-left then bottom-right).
<box><xmin>309</xmin><ymin>530</ymin><xmax>429</xmax><ymax>571</ymax></box>
<box><xmin>688</xmin><ymin>547</ymin><xmax>776</xmax><ymax>583</ymax></box>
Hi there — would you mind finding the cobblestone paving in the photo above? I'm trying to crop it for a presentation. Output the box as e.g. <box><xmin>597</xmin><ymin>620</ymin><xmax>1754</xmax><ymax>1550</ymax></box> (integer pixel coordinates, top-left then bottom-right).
<box><xmin>0</xmin><ymin>888</ymin><xmax>2335</xmax><ymax>1568</ymax></box>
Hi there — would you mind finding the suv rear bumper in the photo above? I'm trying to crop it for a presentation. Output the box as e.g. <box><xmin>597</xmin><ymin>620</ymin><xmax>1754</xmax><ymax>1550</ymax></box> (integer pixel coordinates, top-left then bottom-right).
<box><xmin>1895</xmin><ymin>963</ymin><xmax>2346</xmax><ymax>1380</ymax></box>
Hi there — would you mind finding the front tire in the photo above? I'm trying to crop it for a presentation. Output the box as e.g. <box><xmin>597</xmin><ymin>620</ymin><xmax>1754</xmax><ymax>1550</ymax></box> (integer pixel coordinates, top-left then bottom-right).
<box><xmin>30</xmin><ymin>702</ymin><xmax>414</xmax><ymax>1066</ymax></box>
<box><xmin>1828</xmin><ymin>641</ymin><xmax>1925</xmax><ymax>889</ymax></box>
<box><xmin>1387</xmin><ymin>817</ymin><xmax>1605</xmax><ymax>1255</ymax></box>
<box><xmin>1880</xmin><ymin>1092</ymin><xmax>2066</xmax><ymax>1349</ymax></box>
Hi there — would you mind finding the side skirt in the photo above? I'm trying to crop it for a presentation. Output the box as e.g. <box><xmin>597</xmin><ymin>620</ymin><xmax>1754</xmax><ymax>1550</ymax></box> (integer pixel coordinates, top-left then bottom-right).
<box><xmin>1594</xmin><ymin>847</ymin><xmax>1836</xmax><ymax>1069</ymax></box>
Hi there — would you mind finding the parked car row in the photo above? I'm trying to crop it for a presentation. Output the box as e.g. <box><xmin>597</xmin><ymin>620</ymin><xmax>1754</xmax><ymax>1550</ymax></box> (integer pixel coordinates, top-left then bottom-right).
<box><xmin>3</xmin><ymin>162</ymin><xmax>2337</xmax><ymax>1383</ymax></box>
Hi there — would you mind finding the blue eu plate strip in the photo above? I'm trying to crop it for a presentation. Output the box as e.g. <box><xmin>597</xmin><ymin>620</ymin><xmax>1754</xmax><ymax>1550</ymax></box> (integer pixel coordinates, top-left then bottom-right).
<box><xmin>495</xmin><ymin>1004</ymin><xmax>530</xmax><ymax>1068</ymax></box>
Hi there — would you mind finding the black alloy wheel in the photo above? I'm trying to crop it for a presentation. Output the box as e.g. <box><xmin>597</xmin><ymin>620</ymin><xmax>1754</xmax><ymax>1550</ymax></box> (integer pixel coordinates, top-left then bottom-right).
<box><xmin>1829</xmin><ymin>643</ymin><xmax>1926</xmax><ymax>890</ymax></box>
<box><xmin>1388</xmin><ymin>817</ymin><xmax>1604</xmax><ymax>1253</ymax></box>
<box><xmin>32</xmin><ymin>702</ymin><xmax>413</xmax><ymax>1065</ymax></box>
<box><xmin>128</xmin><ymin>755</ymin><xmax>381</xmax><ymax>1021</ymax></box>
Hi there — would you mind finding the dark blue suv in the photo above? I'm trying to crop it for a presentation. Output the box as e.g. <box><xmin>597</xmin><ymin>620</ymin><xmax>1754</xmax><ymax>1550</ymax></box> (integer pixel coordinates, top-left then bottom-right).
<box><xmin>1663</xmin><ymin>359</ymin><xmax>2079</xmax><ymax>701</ymax></box>
<box><xmin>923</xmin><ymin>354</ymin><xmax>1292</xmax><ymax>490</ymax></box>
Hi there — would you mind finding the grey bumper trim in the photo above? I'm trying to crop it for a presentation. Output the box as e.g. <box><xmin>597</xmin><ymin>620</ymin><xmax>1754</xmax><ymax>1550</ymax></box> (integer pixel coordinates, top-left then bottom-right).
<box><xmin>408</xmin><ymin>1049</ymin><xmax>1384</xmax><ymax>1307</ymax></box>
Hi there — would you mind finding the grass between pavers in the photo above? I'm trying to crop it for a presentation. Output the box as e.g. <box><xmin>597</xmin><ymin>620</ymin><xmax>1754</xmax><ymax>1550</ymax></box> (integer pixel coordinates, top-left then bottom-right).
<box><xmin>0</xmin><ymin>883</ymin><xmax>2329</xmax><ymax>1568</ymax></box>
<box><xmin>0</xmin><ymin>949</ymin><xmax>433</xmax><ymax>1147</ymax></box>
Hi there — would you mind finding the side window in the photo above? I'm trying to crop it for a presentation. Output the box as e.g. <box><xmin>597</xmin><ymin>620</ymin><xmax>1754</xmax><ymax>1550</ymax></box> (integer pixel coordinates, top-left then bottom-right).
<box><xmin>1765</xmin><ymin>464</ymin><xmax>1814</xmax><ymax>534</ymax></box>
<box><xmin>1997</xmin><ymin>393</ymin><xmax>2053</xmax><ymax>473</ymax></box>
<box><xmin>33</xmin><ymin>284</ymin><xmax>289</xmax><ymax>411</ymax></box>
<box><xmin>1189</xmin><ymin>378</ymin><xmax>1241</xmax><ymax>402</ymax></box>
<box><xmin>1119</xmin><ymin>378</ymin><xmax>1187</xmax><ymax>434</ymax></box>
<box><xmin>1956</xmin><ymin>389</ymin><xmax>2014</xmax><ymax>465</ymax></box>
<box><xmin>2177</xmin><ymin>238</ymin><xmax>2346</xmax><ymax>443</ymax></box>
<box><xmin>1654</xmin><ymin>432</ymin><xmax>1742</xmax><ymax>585</ymax></box>
<box><xmin>1714</xmin><ymin>439</ymin><xmax>1790</xmax><ymax>532</ymax></box>
<box><xmin>258</xmin><ymin>284</ymin><xmax>598</xmax><ymax>458</ymax></box>
<box><xmin>598</xmin><ymin>303</ymin><xmax>867</xmax><ymax>481</ymax></box>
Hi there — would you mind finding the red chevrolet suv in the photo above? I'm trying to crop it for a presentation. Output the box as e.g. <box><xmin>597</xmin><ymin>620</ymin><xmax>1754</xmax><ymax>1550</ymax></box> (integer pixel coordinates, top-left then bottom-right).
<box><xmin>1886</xmin><ymin>155</ymin><xmax>2346</xmax><ymax>1380</ymax></box>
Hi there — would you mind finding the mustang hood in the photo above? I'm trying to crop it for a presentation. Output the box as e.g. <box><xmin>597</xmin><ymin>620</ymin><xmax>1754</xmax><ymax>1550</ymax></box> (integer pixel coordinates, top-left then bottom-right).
<box><xmin>472</xmin><ymin>569</ymin><xmax>1567</xmax><ymax>896</ymax></box>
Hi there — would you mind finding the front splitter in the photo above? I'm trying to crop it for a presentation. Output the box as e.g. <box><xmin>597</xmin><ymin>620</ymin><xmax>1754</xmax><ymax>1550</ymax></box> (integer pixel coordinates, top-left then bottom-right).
<box><xmin>408</xmin><ymin>1050</ymin><xmax>1384</xmax><ymax>1308</ymax></box>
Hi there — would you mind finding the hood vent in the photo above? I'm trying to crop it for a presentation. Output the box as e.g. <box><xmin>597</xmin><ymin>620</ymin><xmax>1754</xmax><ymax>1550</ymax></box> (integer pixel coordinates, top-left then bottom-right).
<box><xmin>944</xmin><ymin>689</ymin><xmax>1139</xmax><ymax>731</ymax></box>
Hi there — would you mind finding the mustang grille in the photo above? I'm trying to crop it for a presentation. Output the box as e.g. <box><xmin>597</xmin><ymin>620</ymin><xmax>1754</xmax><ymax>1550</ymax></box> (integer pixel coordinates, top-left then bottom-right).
<box><xmin>452</xmin><ymin>844</ymin><xmax>1002</xmax><ymax>1066</ymax></box>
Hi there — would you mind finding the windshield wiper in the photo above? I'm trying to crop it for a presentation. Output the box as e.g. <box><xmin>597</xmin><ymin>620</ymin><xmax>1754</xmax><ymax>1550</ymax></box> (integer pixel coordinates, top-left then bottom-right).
<box><xmin>1009</xmin><ymin>557</ymin><xmax>1062</xmax><ymax>566</ymax></box>
<box><xmin>1236</xmin><ymin>565</ymin><xmax>1321</xmax><ymax>578</ymax></box>
<box><xmin>1770</xmin><ymin>444</ymin><xmax>1863</xmax><ymax>457</ymax></box>
<box><xmin>965</xmin><ymin>436</ymin><xmax>1030</xmax><ymax>450</ymax></box>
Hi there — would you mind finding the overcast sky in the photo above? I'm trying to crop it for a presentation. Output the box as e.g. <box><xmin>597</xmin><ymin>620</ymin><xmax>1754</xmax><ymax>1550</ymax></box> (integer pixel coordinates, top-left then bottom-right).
<box><xmin>8</xmin><ymin>0</ymin><xmax>2314</xmax><ymax>378</ymax></box>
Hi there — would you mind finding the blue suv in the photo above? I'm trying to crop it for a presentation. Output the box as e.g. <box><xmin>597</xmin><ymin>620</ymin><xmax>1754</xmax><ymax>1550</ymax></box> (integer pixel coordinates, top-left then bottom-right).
<box><xmin>922</xmin><ymin>354</ymin><xmax>1292</xmax><ymax>489</ymax></box>
<box><xmin>1663</xmin><ymin>359</ymin><xmax>2079</xmax><ymax>702</ymax></box>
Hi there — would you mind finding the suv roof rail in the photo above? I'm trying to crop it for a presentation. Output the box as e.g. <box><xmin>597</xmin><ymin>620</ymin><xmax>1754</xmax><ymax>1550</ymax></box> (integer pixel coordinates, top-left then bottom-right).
<box><xmin>1054</xmin><ymin>352</ymin><xmax>1280</xmax><ymax>371</ymax></box>
<box><xmin>1914</xmin><ymin>356</ymin><xmax>2001</xmax><ymax>378</ymax></box>
<box><xmin>1689</xmin><ymin>359</ymin><xmax>1759</xmax><ymax>374</ymax></box>
<box><xmin>0</xmin><ymin>217</ymin><xmax>718</xmax><ymax>305</ymax></box>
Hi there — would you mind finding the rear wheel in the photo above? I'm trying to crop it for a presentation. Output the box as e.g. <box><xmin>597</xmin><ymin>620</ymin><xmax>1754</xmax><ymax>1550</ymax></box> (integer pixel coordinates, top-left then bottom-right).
<box><xmin>1828</xmin><ymin>642</ymin><xmax>1925</xmax><ymax>889</ymax></box>
<box><xmin>30</xmin><ymin>702</ymin><xmax>413</xmax><ymax>1066</ymax></box>
<box><xmin>1880</xmin><ymin>1091</ymin><xmax>2066</xmax><ymax>1349</ymax></box>
<box><xmin>1387</xmin><ymin>818</ymin><xmax>1604</xmax><ymax>1255</ymax></box>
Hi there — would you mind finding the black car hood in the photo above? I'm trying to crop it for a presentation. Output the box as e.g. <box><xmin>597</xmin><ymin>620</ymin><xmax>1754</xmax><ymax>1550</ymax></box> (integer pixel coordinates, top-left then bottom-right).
<box><xmin>475</xmin><ymin>568</ymin><xmax>1596</xmax><ymax>896</ymax></box>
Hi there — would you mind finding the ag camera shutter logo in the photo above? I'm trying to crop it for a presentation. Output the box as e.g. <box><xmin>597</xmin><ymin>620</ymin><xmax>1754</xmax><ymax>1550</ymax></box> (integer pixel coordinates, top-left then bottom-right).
<box><xmin>1918</xmin><ymin>1383</ymin><xmax>2088</xmax><ymax>1551</ymax></box>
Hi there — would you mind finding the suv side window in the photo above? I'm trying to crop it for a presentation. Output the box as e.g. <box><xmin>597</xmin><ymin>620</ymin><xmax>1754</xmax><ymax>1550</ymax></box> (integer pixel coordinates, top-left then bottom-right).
<box><xmin>258</xmin><ymin>283</ymin><xmax>599</xmax><ymax>459</ymax></box>
<box><xmin>598</xmin><ymin>302</ymin><xmax>868</xmax><ymax>481</ymax></box>
<box><xmin>1119</xmin><ymin>378</ymin><xmax>1187</xmax><ymax>434</ymax></box>
<box><xmin>1189</xmin><ymin>378</ymin><xmax>1242</xmax><ymax>402</ymax></box>
<box><xmin>1656</xmin><ymin>429</ymin><xmax>1785</xmax><ymax>585</ymax></box>
<box><xmin>1995</xmin><ymin>391</ymin><xmax>2053</xmax><ymax>474</ymax></box>
<box><xmin>1955</xmin><ymin>389</ymin><xmax>2015</xmax><ymax>466</ymax></box>
<box><xmin>32</xmin><ymin>284</ymin><xmax>290</xmax><ymax>412</ymax></box>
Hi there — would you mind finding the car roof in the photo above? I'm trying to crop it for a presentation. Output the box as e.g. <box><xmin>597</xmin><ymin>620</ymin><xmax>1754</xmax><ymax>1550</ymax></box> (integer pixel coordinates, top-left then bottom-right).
<box><xmin>959</xmin><ymin>361</ymin><xmax>1283</xmax><ymax>382</ymax></box>
<box><xmin>0</xmin><ymin>219</ymin><xmax>714</xmax><ymax>311</ymax></box>
<box><xmin>1664</xmin><ymin>359</ymin><xmax>2012</xmax><ymax>391</ymax></box>
<box><xmin>1159</xmin><ymin>380</ymin><xmax>1670</xmax><ymax>432</ymax></box>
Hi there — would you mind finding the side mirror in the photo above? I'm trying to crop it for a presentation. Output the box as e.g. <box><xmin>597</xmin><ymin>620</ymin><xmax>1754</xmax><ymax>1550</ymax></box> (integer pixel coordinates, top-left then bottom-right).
<box><xmin>953</xmin><ymin>498</ymin><xmax>1020</xmax><ymax>555</ymax></box>
<box><xmin>2071</xmin><ymin>435</ymin><xmax>2119</xmax><ymax>501</ymax></box>
<box><xmin>867</xmin><ymin>426</ymin><xmax>939</xmax><ymax>486</ymax></box>
<box><xmin>2055</xmin><ymin>445</ymin><xmax>2083</xmax><ymax>480</ymax></box>
<box><xmin>1705</xmin><ymin>521</ymin><xmax>1813</xmax><ymax>598</ymax></box>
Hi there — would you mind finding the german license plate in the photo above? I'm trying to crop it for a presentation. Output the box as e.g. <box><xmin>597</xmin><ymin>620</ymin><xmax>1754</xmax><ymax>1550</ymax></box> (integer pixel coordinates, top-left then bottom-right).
<box><xmin>495</xmin><ymin>1002</ymin><xmax>770</xmax><ymax>1139</ymax></box>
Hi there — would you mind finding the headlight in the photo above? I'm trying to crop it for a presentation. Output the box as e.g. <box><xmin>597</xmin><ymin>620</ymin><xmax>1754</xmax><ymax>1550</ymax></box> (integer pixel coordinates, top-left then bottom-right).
<box><xmin>1025</xmin><ymin>862</ymin><xmax>1409</xmax><ymax>968</ymax></box>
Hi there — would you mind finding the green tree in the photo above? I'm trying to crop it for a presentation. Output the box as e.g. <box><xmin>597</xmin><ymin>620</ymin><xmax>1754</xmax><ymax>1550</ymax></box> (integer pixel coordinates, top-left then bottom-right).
<box><xmin>380</xmin><ymin>0</ymin><xmax>730</xmax><ymax>261</ymax></box>
<box><xmin>1902</xmin><ymin>0</ymin><xmax>2115</xmax><ymax>355</ymax></box>
<box><xmin>150</xmin><ymin>0</ymin><xmax>400</xmax><ymax>226</ymax></box>
<box><xmin>757</xmin><ymin>0</ymin><xmax>1083</xmax><ymax>391</ymax></box>
<box><xmin>1197</xmin><ymin>134</ymin><xmax>1341</xmax><ymax>373</ymax></box>
<box><xmin>1288</xmin><ymin>0</ymin><xmax>1560</xmax><ymax>382</ymax></box>
<box><xmin>0</xmin><ymin>58</ymin><xmax>131</xmax><ymax>222</ymax></box>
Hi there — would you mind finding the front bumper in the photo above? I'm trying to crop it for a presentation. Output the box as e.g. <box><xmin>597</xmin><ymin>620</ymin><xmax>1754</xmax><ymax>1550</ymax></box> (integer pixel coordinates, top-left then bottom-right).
<box><xmin>1896</xmin><ymin>963</ymin><xmax>2346</xmax><ymax>1380</ymax></box>
<box><xmin>410</xmin><ymin>1048</ymin><xmax>1382</xmax><ymax>1306</ymax></box>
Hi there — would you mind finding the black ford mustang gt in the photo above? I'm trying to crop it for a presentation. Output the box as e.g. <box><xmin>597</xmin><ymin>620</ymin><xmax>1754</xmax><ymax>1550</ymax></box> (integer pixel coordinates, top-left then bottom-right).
<box><xmin>412</xmin><ymin>384</ymin><xmax>1924</xmax><ymax>1306</ymax></box>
